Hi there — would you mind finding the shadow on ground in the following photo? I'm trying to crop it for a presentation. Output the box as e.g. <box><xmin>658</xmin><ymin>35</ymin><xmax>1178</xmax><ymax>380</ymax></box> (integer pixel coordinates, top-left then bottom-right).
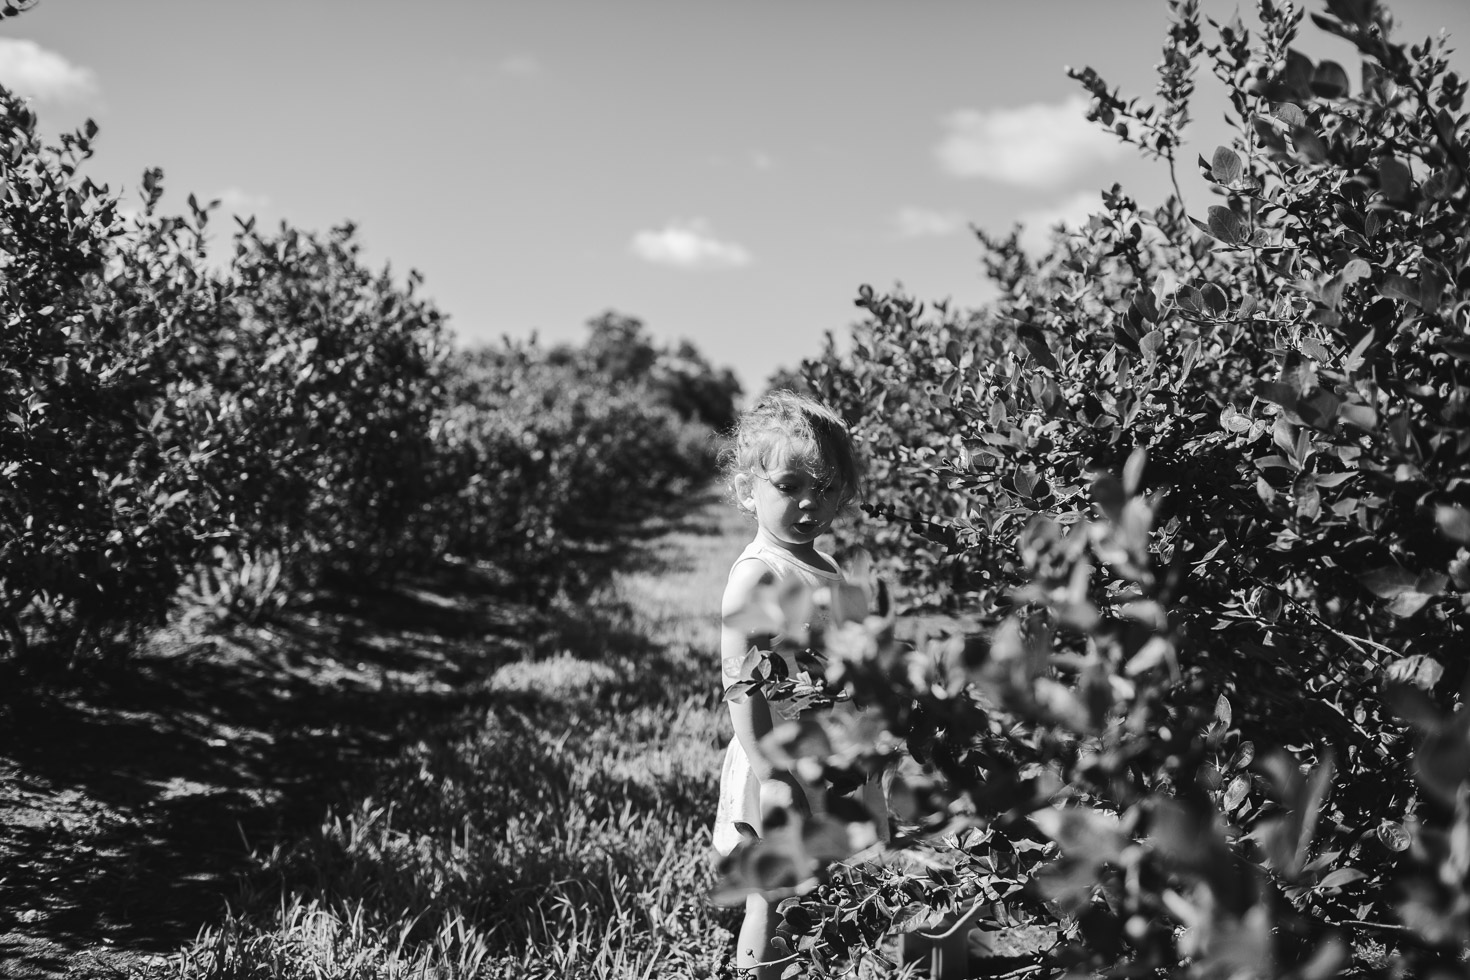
<box><xmin>0</xmin><ymin>489</ymin><xmax>724</xmax><ymax>979</ymax></box>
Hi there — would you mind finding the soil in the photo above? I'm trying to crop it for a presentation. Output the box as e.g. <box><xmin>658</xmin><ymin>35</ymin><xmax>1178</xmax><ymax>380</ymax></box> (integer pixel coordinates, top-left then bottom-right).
<box><xmin>0</xmin><ymin>562</ymin><xmax>535</xmax><ymax>979</ymax></box>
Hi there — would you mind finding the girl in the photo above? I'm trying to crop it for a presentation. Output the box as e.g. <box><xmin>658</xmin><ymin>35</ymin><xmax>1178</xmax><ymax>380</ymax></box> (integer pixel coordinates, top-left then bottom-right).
<box><xmin>713</xmin><ymin>390</ymin><xmax>885</xmax><ymax>978</ymax></box>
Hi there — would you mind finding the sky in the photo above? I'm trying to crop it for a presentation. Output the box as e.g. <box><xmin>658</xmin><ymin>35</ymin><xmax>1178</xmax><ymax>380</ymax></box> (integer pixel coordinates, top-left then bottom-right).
<box><xmin>4</xmin><ymin>0</ymin><xmax>1470</xmax><ymax>395</ymax></box>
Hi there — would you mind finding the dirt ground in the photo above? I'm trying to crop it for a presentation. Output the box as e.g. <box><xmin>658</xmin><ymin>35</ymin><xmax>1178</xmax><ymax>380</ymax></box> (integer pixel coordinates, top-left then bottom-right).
<box><xmin>0</xmin><ymin>564</ymin><xmax>534</xmax><ymax>979</ymax></box>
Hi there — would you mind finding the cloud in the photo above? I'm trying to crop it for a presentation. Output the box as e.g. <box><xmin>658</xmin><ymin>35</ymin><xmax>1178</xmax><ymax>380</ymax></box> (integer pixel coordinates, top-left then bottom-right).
<box><xmin>1017</xmin><ymin>190</ymin><xmax>1103</xmax><ymax>254</ymax></box>
<box><xmin>214</xmin><ymin>186</ymin><xmax>271</xmax><ymax>217</ymax></box>
<box><xmin>750</xmin><ymin>150</ymin><xmax>775</xmax><ymax>171</ymax></box>
<box><xmin>0</xmin><ymin>38</ymin><xmax>97</xmax><ymax>103</ymax></box>
<box><xmin>630</xmin><ymin>219</ymin><xmax>751</xmax><ymax>270</ymax></box>
<box><xmin>936</xmin><ymin>95</ymin><xmax>1125</xmax><ymax>187</ymax></box>
<box><xmin>894</xmin><ymin>207</ymin><xmax>968</xmax><ymax>239</ymax></box>
<box><xmin>499</xmin><ymin>54</ymin><xmax>542</xmax><ymax>77</ymax></box>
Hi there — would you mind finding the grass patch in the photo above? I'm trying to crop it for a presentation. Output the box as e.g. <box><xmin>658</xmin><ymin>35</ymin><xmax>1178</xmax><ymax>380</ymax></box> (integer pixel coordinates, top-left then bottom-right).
<box><xmin>131</xmin><ymin>490</ymin><xmax>746</xmax><ymax>979</ymax></box>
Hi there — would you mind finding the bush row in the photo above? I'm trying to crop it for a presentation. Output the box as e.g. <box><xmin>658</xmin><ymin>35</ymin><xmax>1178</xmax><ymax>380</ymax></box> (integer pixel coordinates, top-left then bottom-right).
<box><xmin>726</xmin><ymin>2</ymin><xmax>1470</xmax><ymax>976</ymax></box>
<box><xmin>0</xmin><ymin>91</ymin><xmax>732</xmax><ymax>657</ymax></box>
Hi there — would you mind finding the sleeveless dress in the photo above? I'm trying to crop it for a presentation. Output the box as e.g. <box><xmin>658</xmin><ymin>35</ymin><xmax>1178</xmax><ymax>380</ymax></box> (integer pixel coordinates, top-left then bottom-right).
<box><xmin>713</xmin><ymin>530</ymin><xmax>850</xmax><ymax>856</ymax></box>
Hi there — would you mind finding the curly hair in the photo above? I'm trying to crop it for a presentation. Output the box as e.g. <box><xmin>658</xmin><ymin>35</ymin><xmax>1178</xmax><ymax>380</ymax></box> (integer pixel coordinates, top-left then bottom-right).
<box><xmin>719</xmin><ymin>389</ymin><xmax>863</xmax><ymax>513</ymax></box>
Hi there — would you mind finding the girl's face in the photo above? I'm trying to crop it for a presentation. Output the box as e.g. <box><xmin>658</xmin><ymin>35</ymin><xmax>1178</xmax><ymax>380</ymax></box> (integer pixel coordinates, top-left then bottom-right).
<box><xmin>735</xmin><ymin>449</ymin><xmax>841</xmax><ymax>560</ymax></box>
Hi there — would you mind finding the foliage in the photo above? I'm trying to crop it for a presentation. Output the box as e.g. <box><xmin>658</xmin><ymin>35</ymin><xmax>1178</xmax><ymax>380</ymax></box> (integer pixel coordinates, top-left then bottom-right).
<box><xmin>0</xmin><ymin>83</ymin><xmax>730</xmax><ymax>655</ymax></box>
<box><xmin>423</xmin><ymin>338</ymin><xmax>713</xmax><ymax>596</ymax></box>
<box><xmin>0</xmin><ymin>99</ymin><xmax>212</xmax><ymax>655</ymax></box>
<box><xmin>723</xmin><ymin>1</ymin><xmax>1470</xmax><ymax>976</ymax></box>
<box><xmin>196</xmin><ymin>220</ymin><xmax>451</xmax><ymax>601</ymax></box>
<box><xmin>555</xmin><ymin>310</ymin><xmax>743</xmax><ymax>432</ymax></box>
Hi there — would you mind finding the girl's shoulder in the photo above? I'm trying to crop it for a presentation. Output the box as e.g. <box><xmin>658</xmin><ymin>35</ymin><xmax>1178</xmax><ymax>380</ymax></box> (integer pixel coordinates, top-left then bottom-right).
<box><xmin>722</xmin><ymin>551</ymin><xmax>775</xmax><ymax>615</ymax></box>
<box><xmin>740</xmin><ymin>533</ymin><xmax>841</xmax><ymax>580</ymax></box>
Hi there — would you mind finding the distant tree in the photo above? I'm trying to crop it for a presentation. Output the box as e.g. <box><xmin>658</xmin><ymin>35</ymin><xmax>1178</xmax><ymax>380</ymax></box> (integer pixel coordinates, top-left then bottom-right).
<box><xmin>653</xmin><ymin>339</ymin><xmax>742</xmax><ymax>432</ymax></box>
<box><xmin>578</xmin><ymin>310</ymin><xmax>741</xmax><ymax>430</ymax></box>
<box><xmin>763</xmin><ymin>366</ymin><xmax>813</xmax><ymax>397</ymax></box>
<box><xmin>584</xmin><ymin>310</ymin><xmax>659</xmax><ymax>385</ymax></box>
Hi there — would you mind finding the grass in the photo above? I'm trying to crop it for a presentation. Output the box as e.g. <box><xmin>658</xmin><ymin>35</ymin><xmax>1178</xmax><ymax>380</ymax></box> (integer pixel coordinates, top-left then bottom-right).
<box><xmin>129</xmin><ymin>493</ymin><xmax>752</xmax><ymax>979</ymax></box>
<box><xmin>1</xmin><ymin>490</ymin><xmax>1052</xmax><ymax>978</ymax></box>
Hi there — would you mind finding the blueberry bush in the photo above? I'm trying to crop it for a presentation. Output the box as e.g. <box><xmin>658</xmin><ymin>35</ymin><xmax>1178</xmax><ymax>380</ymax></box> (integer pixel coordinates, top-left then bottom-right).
<box><xmin>0</xmin><ymin>81</ymin><xmax>730</xmax><ymax>655</ymax></box>
<box><xmin>723</xmin><ymin>2</ymin><xmax>1470</xmax><ymax>976</ymax></box>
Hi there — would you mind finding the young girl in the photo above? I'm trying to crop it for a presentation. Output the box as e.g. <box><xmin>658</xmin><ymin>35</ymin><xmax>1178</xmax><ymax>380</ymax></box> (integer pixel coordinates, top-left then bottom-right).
<box><xmin>713</xmin><ymin>390</ymin><xmax>885</xmax><ymax>978</ymax></box>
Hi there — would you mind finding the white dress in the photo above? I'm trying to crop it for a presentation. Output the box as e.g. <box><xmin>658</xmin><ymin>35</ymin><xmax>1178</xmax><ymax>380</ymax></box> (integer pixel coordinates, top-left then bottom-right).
<box><xmin>712</xmin><ymin>530</ymin><xmax>844</xmax><ymax>856</ymax></box>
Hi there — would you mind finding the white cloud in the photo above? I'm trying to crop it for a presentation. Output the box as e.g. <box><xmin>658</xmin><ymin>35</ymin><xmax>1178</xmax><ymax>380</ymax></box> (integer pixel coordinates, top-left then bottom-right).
<box><xmin>214</xmin><ymin>186</ymin><xmax>271</xmax><ymax>216</ymax></box>
<box><xmin>750</xmin><ymin>150</ymin><xmax>775</xmax><ymax>171</ymax></box>
<box><xmin>894</xmin><ymin>207</ymin><xmax>968</xmax><ymax>239</ymax></box>
<box><xmin>0</xmin><ymin>38</ymin><xmax>97</xmax><ymax>103</ymax></box>
<box><xmin>1017</xmin><ymin>190</ymin><xmax>1103</xmax><ymax>255</ymax></box>
<box><xmin>499</xmin><ymin>54</ymin><xmax>542</xmax><ymax>77</ymax></box>
<box><xmin>936</xmin><ymin>95</ymin><xmax>1125</xmax><ymax>187</ymax></box>
<box><xmin>630</xmin><ymin>219</ymin><xmax>751</xmax><ymax>270</ymax></box>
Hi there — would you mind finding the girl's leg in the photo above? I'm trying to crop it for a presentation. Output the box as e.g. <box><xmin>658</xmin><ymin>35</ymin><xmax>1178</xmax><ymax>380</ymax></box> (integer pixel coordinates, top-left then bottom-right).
<box><xmin>863</xmin><ymin>774</ymin><xmax>890</xmax><ymax>842</ymax></box>
<box><xmin>735</xmin><ymin>893</ymin><xmax>783</xmax><ymax>979</ymax></box>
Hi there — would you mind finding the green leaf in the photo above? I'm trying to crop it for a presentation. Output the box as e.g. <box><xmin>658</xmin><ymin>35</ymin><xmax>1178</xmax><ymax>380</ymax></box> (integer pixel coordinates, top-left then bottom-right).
<box><xmin>1422</xmin><ymin>168</ymin><xmax>1462</xmax><ymax>201</ymax></box>
<box><xmin>1316</xmin><ymin>868</ymin><xmax>1366</xmax><ymax>890</ymax></box>
<box><xmin>1215</xmin><ymin>694</ymin><xmax>1232</xmax><ymax>727</ymax></box>
<box><xmin>1419</xmin><ymin>268</ymin><xmax>1446</xmax><ymax>309</ymax></box>
<box><xmin>1376</xmin><ymin>821</ymin><xmax>1411</xmax><ymax>852</ymax></box>
<box><xmin>1223</xmin><ymin>774</ymin><xmax>1250</xmax><ymax>811</ymax></box>
<box><xmin>1310</xmin><ymin>60</ymin><xmax>1350</xmax><ymax>99</ymax></box>
<box><xmin>1123</xmin><ymin>447</ymin><xmax>1148</xmax><ymax>496</ymax></box>
<box><xmin>1139</xmin><ymin>329</ymin><xmax>1165</xmax><ymax>360</ymax></box>
<box><xmin>1359</xmin><ymin>566</ymin><xmax>1418</xmax><ymax>598</ymax></box>
<box><xmin>1273</xmin><ymin>103</ymin><xmax>1307</xmax><ymax>128</ymax></box>
<box><xmin>1130</xmin><ymin>288</ymin><xmax>1160</xmax><ymax>323</ymax></box>
<box><xmin>1384</xmin><ymin>681</ymin><xmax>1443</xmax><ymax>730</ymax></box>
<box><xmin>1292</xmin><ymin>125</ymin><xmax>1329</xmax><ymax>163</ymax></box>
<box><xmin>1343</xmin><ymin>328</ymin><xmax>1375</xmax><ymax>372</ymax></box>
<box><xmin>1337</xmin><ymin>402</ymin><xmax>1377</xmax><ymax>430</ymax></box>
<box><xmin>1220</xmin><ymin>404</ymin><xmax>1253</xmax><ymax>433</ymax></box>
<box><xmin>1206</xmin><ymin>205</ymin><xmax>1249</xmax><ymax>245</ymax></box>
<box><xmin>1416</xmin><ymin>722</ymin><xmax>1470</xmax><ymax>805</ymax></box>
<box><xmin>1385</xmin><ymin>654</ymin><xmax>1444</xmax><ymax>691</ymax></box>
<box><xmin>1016</xmin><ymin>324</ymin><xmax>1058</xmax><ymax>371</ymax></box>
<box><xmin>1252</xmin><ymin>114</ymin><xmax>1288</xmax><ymax>151</ymax></box>
<box><xmin>1293</xmin><ymin>472</ymin><xmax>1322</xmax><ymax>519</ymax></box>
<box><xmin>1312</xmin><ymin>472</ymin><xmax>1355</xmax><ymax>488</ymax></box>
<box><xmin>1299</xmin><ymin>338</ymin><xmax>1332</xmax><ymax>362</ymax></box>
<box><xmin>1298</xmin><ymin>388</ymin><xmax>1341</xmax><ymax>429</ymax></box>
<box><xmin>1255</xmin><ymin>381</ymin><xmax>1299</xmax><ymax>410</ymax></box>
<box><xmin>1210</xmin><ymin>145</ymin><xmax>1244</xmax><ymax>185</ymax></box>
<box><xmin>1385</xmin><ymin>591</ymin><xmax>1432</xmax><ymax>617</ymax></box>
<box><xmin>1436</xmin><ymin>505</ymin><xmax>1470</xmax><ymax>543</ymax></box>
<box><xmin>1376</xmin><ymin>157</ymin><xmax>1412</xmax><ymax>202</ymax></box>
<box><xmin>1380</xmin><ymin>275</ymin><xmax>1421</xmax><ymax>307</ymax></box>
<box><xmin>1199</xmin><ymin>283</ymin><xmax>1229</xmax><ymax>316</ymax></box>
<box><xmin>1175</xmin><ymin>284</ymin><xmax>1205</xmax><ymax>313</ymax></box>
<box><xmin>1440</xmin><ymin>340</ymin><xmax>1470</xmax><ymax>361</ymax></box>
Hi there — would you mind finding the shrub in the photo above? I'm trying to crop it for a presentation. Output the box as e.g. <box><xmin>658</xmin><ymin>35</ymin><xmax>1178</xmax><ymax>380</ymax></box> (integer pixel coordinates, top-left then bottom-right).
<box><xmin>0</xmin><ymin>95</ymin><xmax>218</xmax><ymax>655</ymax></box>
<box><xmin>199</xmin><ymin>221</ymin><xmax>451</xmax><ymax>600</ymax></box>
<box><xmin>424</xmin><ymin>339</ymin><xmax>712</xmax><ymax>596</ymax></box>
<box><xmin>726</xmin><ymin>1</ymin><xmax>1470</xmax><ymax>976</ymax></box>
